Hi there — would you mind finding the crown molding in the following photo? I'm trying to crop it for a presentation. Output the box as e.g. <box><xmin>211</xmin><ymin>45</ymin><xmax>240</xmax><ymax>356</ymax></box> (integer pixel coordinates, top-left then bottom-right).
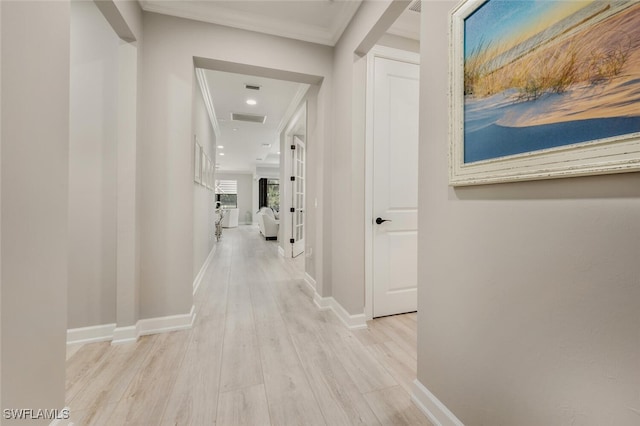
<box><xmin>276</xmin><ymin>84</ymin><xmax>310</xmax><ymax>136</ymax></box>
<box><xmin>139</xmin><ymin>0</ymin><xmax>361</xmax><ymax>46</ymax></box>
<box><xmin>196</xmin><ymin>68</ymin><xmax>221</xmax><ymax>141</ymax></box>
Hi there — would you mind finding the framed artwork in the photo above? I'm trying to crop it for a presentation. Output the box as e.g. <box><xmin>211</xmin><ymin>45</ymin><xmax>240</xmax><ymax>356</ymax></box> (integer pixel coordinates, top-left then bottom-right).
<box><xmin>201</xmin><ymin>150</ymin><xmax>208</xmax><ymax>188</ymax></box>
<box><xmin>194</xmin><ymin>137</ymin><xmax>202</xmax><ymax>184</ymax></box>
<box><xmin>204</xmin><ymin>155</ymin><xmax>213</xmax><ymax>190</ymax></box>
<box><xmin>449</xmin><ymin>0</ymin><xmax>640</xmax><ymax>185</ymax></box>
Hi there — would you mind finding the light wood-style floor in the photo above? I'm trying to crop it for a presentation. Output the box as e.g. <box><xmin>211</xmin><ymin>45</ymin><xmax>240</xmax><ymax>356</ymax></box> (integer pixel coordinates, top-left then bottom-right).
<box><xmin>66</xmin><ymin>226</ymin><xmax>431</xmax><ymax>425</ymax></box>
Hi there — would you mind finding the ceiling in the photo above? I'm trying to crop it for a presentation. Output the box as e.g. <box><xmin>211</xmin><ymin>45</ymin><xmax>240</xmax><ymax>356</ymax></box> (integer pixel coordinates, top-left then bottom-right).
<box><xmin>149</xmin><ymin>1</ymin><xmax>419</xmax><ymax>174</ymax></box>
<box><xmin>387</xmin><ymin>5</ymin><xmax>420</xmax><ymax>41</ymax></box>
<box><xmin>140</xmin><ymin>0</ymin><xmax>363</xmax><ymax>46</ymax></box>
<box><xmin>199</xmin><ymin>69</ymin><xmax>309</xmax><ymax>173</ymax></box>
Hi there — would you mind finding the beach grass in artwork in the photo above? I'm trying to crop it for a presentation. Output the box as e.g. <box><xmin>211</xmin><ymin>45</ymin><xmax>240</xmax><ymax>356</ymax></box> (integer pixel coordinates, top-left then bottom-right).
<box><xmin>463</xmin><ymin>0</ymin><xmax>640</xmax><ymax>163</ymax></box>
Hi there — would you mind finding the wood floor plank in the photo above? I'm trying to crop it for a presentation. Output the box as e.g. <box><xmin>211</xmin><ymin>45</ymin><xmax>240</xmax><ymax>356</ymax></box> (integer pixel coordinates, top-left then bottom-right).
<box><xmin>217</xmin><ymin>384</ymin><xmax>271</xmax><ymax>426</ymax></box>
<box><xmin>68</xmin><ymin>336</ymin><xmax>155</xmax><ymax>410</ymax></box>
<box><xmin>68</xmin><ymin>401</ymin><xmax>118</xmax><ymax>426</ymax></box>
<box><xmin>364</xmin><ymin>385</ymin><xmax>434</xmax><ymax>426</ymax></box>
<box><xmin>66</xmin><ymin>226</ymin><xmax>429</xmax><ymax>426</ymax></box>
<box><xmin>368</xmin><ymin>317</ymin><xmax>417</xmax><ymax>361</ymax></box>
<box><xmin>65</xmin><ymin>342</ymin><xmax>111</xmax><ymax>402</ymax></box>
<box><xmin>66</xmin><ymin>343</ymin><xmax>84</xmax><ymax>361</ymax></box>
<box><xmin>249</xmin><ymin>269</ymin><xmax>283</xmax><ymax>325</ymax></box>
<box><xmin>161</xmin><ymin>320</ymin><xmax>226</xmax><ymax>424</ymax></box>
<box><xmin>110</xmin><ymin>331</ymin><xmax>190</xmax><ymax>425</ymax></box>
<box><xmin>255</xmin><ymin>318</ymin><xmax>326</xmax><ymax>426</ymax></box>
<box><xmin>352</xmin><ymin>324</ymin><xmax>392</xmax><ymax>347</ymax></box>
<box><xmin>324</xmin><ymin>332</ymin><xmax>398</xmax><ymax>394</ymax></box>
<box><xmin>365</xmin><ymin>340</ymin><xmax>417</xmax><ymax>394</ymax></box>
<box><xmin>219</xmin><ymin>278</ymin><xmax>263</xmax><ymax>392</ymax></box>
<box><xmin>291</xmin><ymin>331</ymin><xmax>382</xmax><ymax>426</ymax></box>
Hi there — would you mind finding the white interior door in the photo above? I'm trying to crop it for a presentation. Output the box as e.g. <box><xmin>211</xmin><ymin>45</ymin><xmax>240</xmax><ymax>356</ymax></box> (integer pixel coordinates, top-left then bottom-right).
<box><xmin>372</xmin><ymin>56</ymin><xmax>420</xmax><ymax>318</ymax></box>
<box><xmin>291</xmin><ymin>135</ymin><xmax>305</xmax><ymax>257</ymax></box>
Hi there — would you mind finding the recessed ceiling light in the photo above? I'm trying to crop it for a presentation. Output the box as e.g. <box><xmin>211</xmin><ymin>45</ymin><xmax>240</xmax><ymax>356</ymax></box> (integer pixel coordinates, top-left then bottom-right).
<box><xmin>232</xmin><ymin>128</ymin><xmax>238</xmax><ymax>131</ymax></box>
<box><xmin>277</xmin><ymin>151</ymin><xmax>281</xmax><ymax>155</ymax></box>
<box><xmin>217</xmin><ymin>145</ymin><xmax>224</xmax><ymax>149</ymax></box>
<box><xmin>219</xmin><ymin>153</ymin><xmax>225</xmax><ymax>156</ymax></box>
<box><xmin>246</xmin><ymin>99</ymin><xmax>257</xmax><ymax>106</ymax></box>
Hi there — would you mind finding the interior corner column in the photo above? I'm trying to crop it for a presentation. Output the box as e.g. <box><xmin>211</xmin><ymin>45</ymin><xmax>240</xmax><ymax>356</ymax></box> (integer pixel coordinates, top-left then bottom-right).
<box><xmin>114</xmin><ymin>40</ymin><xmax>140</xmax><ymax>343</ymax></box>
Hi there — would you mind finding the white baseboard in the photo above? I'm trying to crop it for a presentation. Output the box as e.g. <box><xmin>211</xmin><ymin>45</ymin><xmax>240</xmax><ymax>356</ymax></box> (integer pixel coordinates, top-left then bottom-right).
<box><xmin>194</xmin><ymin>244</ymin><xmax>217</xmax><ymax>296</ymax></box>
<box><xmin>67</xmin><ymin>323</ymin><xmax>115</xmax><ymax>345</ymax></box>
<box><xmin>411</xmin><ymin>379</ymin><xmax>464</xmax><ymax>426</ymax></box>
<box><xmin>111</xmin><ymin>324</ymin><xmax>139</xmax><ymax>345</ymax></box>
<box><xmin>312</xmin><ymin>293</ymin><xmax>367</xmax><ymax>330</ymax></box>
<box><xmin>138</xmin><ymin>305</ymin><xmax>196</xmax><ymax>336</ymax></box>
<box><xmin>304</xmin><ymin>273</ymin><xmax>317</xmax><ymax>293</ymax></box>
<box><xmin>68</xmin><ymin>305</ymin><xmax>196</xmax><ymax>346</ymax></box>
<box><xmin>313</xmin><ymin>292</ymin><xmax>332</xmax><ymax>310</ymax></box>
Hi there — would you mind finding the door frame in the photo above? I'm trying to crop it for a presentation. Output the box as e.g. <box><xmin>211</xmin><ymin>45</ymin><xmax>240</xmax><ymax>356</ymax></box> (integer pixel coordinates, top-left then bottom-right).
<box><xmin>364</xmin><ymin>45</ymin><xmax>420</xmax><ymax>320</ymax></box>
<box><xmin>282</xmin><ymin>101</ymin><xmax>307</xmax><ymax>258</ymax></box>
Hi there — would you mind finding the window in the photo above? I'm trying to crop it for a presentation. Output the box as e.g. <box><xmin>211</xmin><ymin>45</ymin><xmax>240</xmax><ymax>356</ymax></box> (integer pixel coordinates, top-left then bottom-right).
<box><xmin>215</xmin><ymin>179</ymin><xmax>237</xmax><ymax>208</ymax></box>
<box><xmin>258</xmin><ymin>178</ymin><xmax>279</xmax><ymax>211</ymax></box>
<box><xmin>267</xmin><ymin>179</ymin><xmax>279</xmax><ymax>211</ymax></box>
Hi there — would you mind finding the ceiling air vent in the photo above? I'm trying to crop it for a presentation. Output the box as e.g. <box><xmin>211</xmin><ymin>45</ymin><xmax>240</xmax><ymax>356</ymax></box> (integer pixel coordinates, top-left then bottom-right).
<box><xmin>231</xmin><ymin>113</ymin><xmax>267</xmax><ymax>124</ymax></box>
<box><xmin>408</xmin><ymin>0</ymin><xmax>421</xmax><ymax>13</ymax></box>
<box><xmin>245</xmin><ymin>84</ymin><xmax>261</xmax><ymax>91</ymax></box>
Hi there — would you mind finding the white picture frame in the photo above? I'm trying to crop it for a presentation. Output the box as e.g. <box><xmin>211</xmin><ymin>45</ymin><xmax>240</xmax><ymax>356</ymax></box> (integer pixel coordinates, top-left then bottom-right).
<box><xmin>449</xmin><ymin>0</ymin><xmax>640</xmax><ymax>186</ymax></box>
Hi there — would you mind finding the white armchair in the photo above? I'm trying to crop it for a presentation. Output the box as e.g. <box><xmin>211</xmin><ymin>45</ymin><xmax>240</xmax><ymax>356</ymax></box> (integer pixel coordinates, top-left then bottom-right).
<box><xmin>257</xmin><ymin>207</ymin><xmax>279</xmax><ymax>240</ymax></box>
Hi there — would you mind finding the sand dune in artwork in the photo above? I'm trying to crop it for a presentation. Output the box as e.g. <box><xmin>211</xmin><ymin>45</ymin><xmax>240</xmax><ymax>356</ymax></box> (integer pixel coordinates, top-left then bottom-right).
<box><xmin>498</xmin><ymin>3</ymin><xmax>640</xmax><ymax>128</ymax></box>
<box><xmin>464</xmin><ymin>2</ymin><xmax>640</xmax><ymax>163</ymax></box>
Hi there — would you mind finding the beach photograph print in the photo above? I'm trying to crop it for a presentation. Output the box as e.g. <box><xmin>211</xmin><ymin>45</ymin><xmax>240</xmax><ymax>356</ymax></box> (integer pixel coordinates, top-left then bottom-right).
<box><xmin>463</xmin><ymin>0</ymin><xmax>640</xmax><ymax>164</ymax></box>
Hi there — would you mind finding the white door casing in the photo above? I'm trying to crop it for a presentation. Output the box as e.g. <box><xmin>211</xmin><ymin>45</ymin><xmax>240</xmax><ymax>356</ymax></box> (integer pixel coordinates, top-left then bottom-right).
<box><xmin>291</xmin><ymin>135</ymin><xmax>305</xmax><ymax>257</ymax></box>
<box><xmin>367</xmin><ymin>48</ymin><xmax>420</xmax><ymax>318</ymax></box>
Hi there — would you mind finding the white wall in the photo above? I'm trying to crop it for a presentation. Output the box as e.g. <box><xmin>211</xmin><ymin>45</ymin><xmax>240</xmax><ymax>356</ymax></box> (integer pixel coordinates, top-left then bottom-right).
<box><xmin>139</xmin><ymin>11</ymin><xmax>333</xmax><ymax>319</ymax></box>
<box><xmin>68</xmin><ymin>0</ymin><xmax>120</xmax><ymax>329</ymax></box>
<box><xmin>417</xmin><ymin>2</ymin><xmax>640</xmax><ymax>424</ymax></box>
<box><xmin>215</xmin><ymin>172</ymin><xmax>253</xmax><ymax>225</ymax></box>
<box><xmin>1</xmin><ymin>0</ymin><xmax>70</xmax><ymax>421</ymax></box>
<box><xmin>192</xmin><ymin>76</ymin><xmax>216</xmax><ymax>281</ymax></box>
<box><xmin>377</xmin><ymin>33</ymin><xmax>419</xmax><ymax>53</ymax></box>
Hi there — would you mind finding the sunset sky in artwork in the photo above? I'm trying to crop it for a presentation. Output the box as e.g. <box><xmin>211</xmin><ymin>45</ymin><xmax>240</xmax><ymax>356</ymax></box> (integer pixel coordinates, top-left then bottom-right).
<box><xmin>464</xmin><ymin>0</ymin><xmax>594</xmax><ymax>59</ymax></box>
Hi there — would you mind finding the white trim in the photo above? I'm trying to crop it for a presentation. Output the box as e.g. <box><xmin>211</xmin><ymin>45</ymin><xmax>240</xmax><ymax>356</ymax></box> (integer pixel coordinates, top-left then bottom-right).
<box><xmin>139</xmin><ymin>0</ymin><xmax>361</xmax><ymax>46</ymax></box>
<box><xmin>48</xmin><ymin>407</ymin><xmax>71</xmax><ymax>426</ymax></box>
<box><xmin>304</xmin><ymin>272</ymin><xmax>317</xmax><ymax>293</ymax></box>
<box><xmin>313</xmin><ymin>292</ymin><xmax>332</xmax><ymax>310</ymax></box>
<box><xmin>411</xmin><ymin>380</ymin><xmax>465</xmax><ymax>426</ymax></box>
<box><xmin>111</xmin><ymin>325</ymin><xmax>139</xmax><ymax>345</ymax></box>
<box><xmin>312</xmin><ymin>294</ymin><xmax>367</xmax><ymax>330</ymax></box>
<box><xmin>68</xmin><ymin>307</ymin><xmax>196</xmax><ymax>345</ymax></box>
<box><xmin>195</xmin><ymin>68</ymin><xmax>221</xmax><ymax>141</ymax></box>
<box><xmin>282</xmin><ymin>102</ymin><xmax>307</xmax><ymax>260</ymax></box>
<box><xmin>365</xmin><ymin>45</ymin><xmax>420</xmax><ymax>321</ymax></box>
<box><xmin>137</xmin><ymin>305</ymin><xmax>196</xmax><ymax>336</ymax></box>
<box><xmin>276</xmin><ymin>84</ymin><xmax>311</xmax><ymax>137</ymax></box>
<box><xmin>194</xmin><ymin>244</ymin><xmax>217</xmax><ymax>296</ymax></box>
<box><xmin>67</xmin><ymin>323</ymin><xmax>115</xmax><ymax>345</ymax></box>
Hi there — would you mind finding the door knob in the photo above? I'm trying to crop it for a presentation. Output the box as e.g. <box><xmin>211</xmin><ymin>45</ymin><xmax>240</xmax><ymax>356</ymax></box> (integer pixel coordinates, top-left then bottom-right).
<box><xmin>375</xmin><ymin>217</ymin><xmax>391</xmax><ymax>225</ymax></box>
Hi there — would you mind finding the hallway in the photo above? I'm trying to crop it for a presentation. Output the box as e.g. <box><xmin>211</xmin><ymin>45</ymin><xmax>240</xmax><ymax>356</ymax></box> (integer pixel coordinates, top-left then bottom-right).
<box><xmin>65</xmin><ymin>227</ymin><xmax>431</xmax><ymax>425</ymax></box>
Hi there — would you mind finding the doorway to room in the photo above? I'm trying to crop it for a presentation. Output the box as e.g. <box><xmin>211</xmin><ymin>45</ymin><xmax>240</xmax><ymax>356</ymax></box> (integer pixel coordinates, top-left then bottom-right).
<box><xmin>193</xmin><ymin>61</ymin><xmax>319</xmax><ymax>283</ymax></box>
<box><xmin>283</xmin><ymin>102</ymin><xmax>308</xmax><ymax>258</ymax></box>
<box><xmin>364</xmin><ymin>3</ymin><xmax>421</xmax><ymax>320</ymax></box>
